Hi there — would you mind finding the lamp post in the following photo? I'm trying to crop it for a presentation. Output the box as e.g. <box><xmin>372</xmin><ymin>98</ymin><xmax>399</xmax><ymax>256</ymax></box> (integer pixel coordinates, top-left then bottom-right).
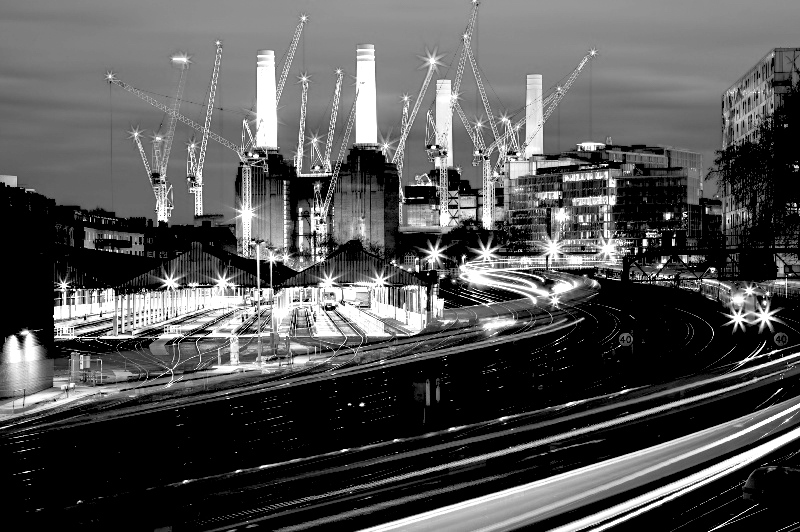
<box><xmin>267</xmin><ymin>249</ymin><xmax>280</xmax><ymax>364</ymax></box>
<box><xmin>251</xmin><ymin>239</ymin><xmax>264</xmax><ymax>365</ymax></box>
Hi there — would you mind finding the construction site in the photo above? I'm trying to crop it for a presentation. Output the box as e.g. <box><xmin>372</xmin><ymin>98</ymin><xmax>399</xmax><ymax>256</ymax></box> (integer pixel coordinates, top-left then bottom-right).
<box><xmin>104</xmin><ymin>1</ymin><xmax>599</xmax><ymax>261</ymax></box>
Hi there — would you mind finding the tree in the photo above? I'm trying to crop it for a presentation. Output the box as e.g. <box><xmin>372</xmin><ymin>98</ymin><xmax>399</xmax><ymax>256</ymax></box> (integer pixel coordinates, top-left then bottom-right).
<box><xmin>707</xmin><ymin>76</ymin><xmax>800</xmax><ymax>275</ymax></box>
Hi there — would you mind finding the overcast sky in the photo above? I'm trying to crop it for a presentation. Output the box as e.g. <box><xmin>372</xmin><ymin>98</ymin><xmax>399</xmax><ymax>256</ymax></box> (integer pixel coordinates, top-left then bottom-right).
<box><xmin>2</xmin><ymin>0</ymin><xmax>799</xmax><ymax>225</ymax></box>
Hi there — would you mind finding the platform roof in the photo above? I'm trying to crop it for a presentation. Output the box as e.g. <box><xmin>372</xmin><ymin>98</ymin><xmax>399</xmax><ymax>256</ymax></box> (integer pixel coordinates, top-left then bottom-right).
<box><xmin>115</xmin><ymin>242</ymin><xmax>296</xmax><ymax>290</ymax></box>
<box><xmin>281</xmin><ymin>240</ymin><xmax>427</xmax><ymax>288</ymax></box>
<box><xmin>54</xmin><ymin>242</ymin><xmax>296</xmax><ymax>291</ymax></box>
<box><xmin>54</xmin><ymin>244</ymin><xmax>161</xmax><ymax>289</ymax></box>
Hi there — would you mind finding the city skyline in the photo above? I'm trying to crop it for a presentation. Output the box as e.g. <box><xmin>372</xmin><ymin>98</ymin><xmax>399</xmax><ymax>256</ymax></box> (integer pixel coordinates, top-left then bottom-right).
<box><xmin>2</xmin><ymin>0</ymin><xmax>799</xmax><ymax>225</ymax></box>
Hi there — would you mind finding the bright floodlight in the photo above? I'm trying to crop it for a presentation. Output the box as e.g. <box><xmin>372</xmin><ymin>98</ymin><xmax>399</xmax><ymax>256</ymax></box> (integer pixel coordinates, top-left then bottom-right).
<box><xmin>238</xmin><ymin>207</ymin><xmax>255</xmax><ymax>221</ymax></box>
<box><xmin>731</xmin><ymin>294</ymin><xmax>745</xmax><ymax>306</ymax></box>
<box><xmin>216</xmin><ymin>275</ymin><xmax>230</xmax><ymax>288</ymax></box>
<box><xmin>59</xmin><ymin>280</ymin><xmax>69</xmax><ymax>291</ymax></box>
<box><xmin>754</xmin><ymin>303</ymin><xmax>783</xmax><ymax>333</ymax></box>
<box><xmin>417</xmin><ymin>47</ymin><xmax>446</xmax><ymax>72</ymax></box>
<box><xmin>424</xmin><ymin>241</ymin><xmax>446</xmax><ymax>266</ymax></box>
<box><xmin>554</xmin><ymin>209</ymin><xmax>568</xmax><ymax>223</ymax></box>
<box><xmin>320</xmin><ymin>272</ymin><xmax>336</xmax><ymax>288</ymax></box>
<box><xmin>544</xmin><ymin>238</ymin><xmax>561</xmax><ymax>257</ymax></box>
<box><xmin>598</xmin><ymin>238</ymin><xmax>616</xmax><ymax>258</ymax></box>
<box><xmin>171</xmin><ymin>52</ymin><xmax>192</xmax><ymax>66</ymax></box>
<box><xmin>127</xmin><ymin>126</ymin><xmax>145</xmax><ymax>141</ymax></box>
<box><xmin>163</xmin><ymin>276</ymin><xmax>179</xmax><ymax>290</ymax></box>
<box><xmin>723</xmin><ymin>308</ymin><xmax>748</xmax><ymax>333</ymax></box>
<box><xmin>471</xmin><ymin>238</ymin><xmax>499</xmax><ymax>262</ymax></box>
<box><xmin>744</xmin><ymin>285</ymin><xmax>755</xmax><ymax>296</ymax></box>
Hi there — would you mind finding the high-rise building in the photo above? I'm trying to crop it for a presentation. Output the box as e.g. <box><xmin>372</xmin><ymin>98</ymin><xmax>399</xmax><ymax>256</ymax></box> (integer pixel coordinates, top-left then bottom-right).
<box><xmin>722</xmin><ymin>48</ymin><xmax>800</xmax><ymax>149</ymax></box>
<box><xmin>720</xmin><ymin>48</ymin><xmax>799</xmax><ymax>277</ymax></box>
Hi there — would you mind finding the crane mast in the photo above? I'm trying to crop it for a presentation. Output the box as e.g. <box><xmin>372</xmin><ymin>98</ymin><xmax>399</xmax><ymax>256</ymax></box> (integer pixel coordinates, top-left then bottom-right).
<box><xmin>435</xmin><ymin>0</ymin><xmax>480</xmax><ymax>226</ymax></box>
<box><xmin>276</xmin><ymin>14</ymin><xmax>308</xmax><ymax>105</ymax></box>
<box><xmin>321</xmin><ymin>88</ymin><xmax>359</xmax><ymax>221</ymax></box>
<box><xmin>397</xmin><ymin>93</ymin><xmax>411</xmax><ymax>224</ymax></box>
<box><xmin>187</xmin><ymin>40</ymin><xmax>223</xmax><ymax>216</ymax></box>
<box><xmin>158</xmin><ymin>53</ymin><xmax>191</xmax><ymax>180</ymax></box>
<box><xmin>478</xmin><ymin>48</ymin><xmax>598</xmax><ymax>230</ymax></box>
<box><xmin>323</xmin><ymin>68</ymin><xmax>344</xmax><ymax>173</ymax></box>
<box><xmin>391</xmin><ymin>48</ymin><xmax>445</xmax><ymax>184</ymax></box>
<box><xmin>294</xmin><ymin>73</ymin><xmax>310</xmax><ymax>172</ymax></box>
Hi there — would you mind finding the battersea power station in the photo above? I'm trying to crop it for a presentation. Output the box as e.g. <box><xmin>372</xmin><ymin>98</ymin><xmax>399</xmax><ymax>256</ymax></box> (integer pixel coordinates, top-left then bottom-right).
<box><xmin>235</xmin><ymin>43</ymin><xmax>399</xmax><ymax>259</ymax></box>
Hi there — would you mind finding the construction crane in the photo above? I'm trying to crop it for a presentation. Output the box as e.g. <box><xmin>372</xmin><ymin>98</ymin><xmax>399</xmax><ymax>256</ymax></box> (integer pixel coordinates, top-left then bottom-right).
<box><xmin>276</xmin><ymin>14</ymin><xmax>308</xmax><ymax>105</ymax></box>
<box><xmin>251</xmin><ymin>13</ymin><xmax>308</xmax><ymax>149</ymax></box>
<box><xmin>397</xmin><ymin>93</ymin><xmax>411</xmax><ymax>223</ymax></box>
<box><xmin>157</xmin><ymin>52</ymin><xmax>191</xmax><ymax>188</ymax></box>
<box><xmin>433</xmin><ymin>0</ymin><xmax>480</xmax><ymax>227</ymax></box>
<box><xmin>391</xmin><ymin>47</ymin><xmax>446</xmax><ymax>187</ymax></box>
<box><xmin>186</xmin><ymin>39</ymin><xmax>223</xmax><ymax>216</ymax></box>
<box><xmin>477</xmin><ymin>48</ymin><xmax>598</xmax><ymax>230</ymax></box>
<box><xmin>127</xmin><ymin>126</ymin><xmax>173</xmax><ymax>223</ymax></box>
<box><xmin>317</xmin><ymin>88</ymin><xmax>359</xmax><ymax>241</ymax></box>
<box><xmin>294</xmin><ymin>72</ymin><xmax>310</xmax><ymax>173</ymax></box>
<box><xmin>322</xmin><ymin>68</ymin><xmax>344</xmax><ymax>173</ymax></box>
<box><xmin>106</xmin><ymin>72</ymin><xmax>270</xmax><ymax>255</ymax></box>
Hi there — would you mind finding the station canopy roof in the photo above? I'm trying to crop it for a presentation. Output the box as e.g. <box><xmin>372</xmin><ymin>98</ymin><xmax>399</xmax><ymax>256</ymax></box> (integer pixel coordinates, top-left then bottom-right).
<box><xmin>55</xmin><ymin>242</ymin><xmax>296</xmax><ymax>291</ymax></box>
<box><xmin>116</xmin><ymin>242</ymin><xmax>296</xmax><ymax>290</ymax></box>
<box><xmin>282</xmin><ymin>240</ymin><xmax>427</xmax><ymax>288</ymax></box>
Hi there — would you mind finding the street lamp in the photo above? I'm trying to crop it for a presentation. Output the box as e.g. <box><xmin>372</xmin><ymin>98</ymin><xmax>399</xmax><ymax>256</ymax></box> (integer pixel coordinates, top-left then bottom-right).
<box><xmin>251</xmin><ymin>239</ymin><xmax>266</xmax><ymax>365</ymax></box>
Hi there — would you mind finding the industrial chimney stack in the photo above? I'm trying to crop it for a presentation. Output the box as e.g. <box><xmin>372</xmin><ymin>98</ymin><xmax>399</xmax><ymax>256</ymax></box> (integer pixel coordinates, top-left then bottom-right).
<box><xmin>524</xmin><ymin>74</ymin><xmax>543</xmax><ymax>158</ymax></box>
<box><xmin>256</xmin><ymin>49</ymin><xmax>277</xmax><ymax>149</ymax></box>
<box><xmin>355</xmin><ymin>44</ymin><xmax>377</xmax><ymax>145</ymax></box>
<box><xmin>435</xmin><ymin>79</ymin><xmax>454</xmax><ymax>168</ymax></box>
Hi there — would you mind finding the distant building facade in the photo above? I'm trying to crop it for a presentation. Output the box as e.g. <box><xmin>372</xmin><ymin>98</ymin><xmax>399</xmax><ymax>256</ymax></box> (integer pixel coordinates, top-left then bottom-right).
<box><xmin>720</xmin><ymin>48</ymin><xmax>800</xmax><ymax>277</ymax></box>
<box><xmin>503</xmin><ymin>143</ymin><xmax>705</xmax><ymax>253</ymax></box>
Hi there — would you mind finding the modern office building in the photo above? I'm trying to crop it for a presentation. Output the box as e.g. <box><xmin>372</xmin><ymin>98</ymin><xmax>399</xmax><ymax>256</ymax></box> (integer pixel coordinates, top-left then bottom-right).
<box><xmin>720</xmin><ymin>48</ymin><xmax>799</xmax><ymax>277</ymax></box>
<box><xmin>503</xmin><ymin>143</ymin><xmax>704</xmax><ymax>252</ymax></box>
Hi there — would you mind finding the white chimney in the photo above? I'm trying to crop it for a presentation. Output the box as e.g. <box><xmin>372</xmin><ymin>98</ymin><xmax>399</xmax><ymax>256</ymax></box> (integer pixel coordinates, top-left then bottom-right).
<box><xmin>256</xmin><ymin>49</ymin><xmax>277</xmax><ymax>149</ymax></box>
<box><xmin>435</xmin><ymin>79</ymin><xmax>453</xmax><ymax>168</ymax></box>
<box><xmin>355</xmin><ymin>44</ymin><xmax>377</xmax><ymax>145</ymax></box>
<box><xmin>524</xmin><ymin>74</ymin><xmax>543</xmax><ymax>158</ymax></box>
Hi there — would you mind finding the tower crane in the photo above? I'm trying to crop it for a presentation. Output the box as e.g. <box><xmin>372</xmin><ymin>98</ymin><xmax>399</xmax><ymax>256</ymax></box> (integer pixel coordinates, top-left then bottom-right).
<box><xmin>477</xmin><ymin>48</ymin><xmax>598</xmax><ymax>230</ymax></box>
<box><xmin>106</xmin><ymin>72</ymin><xmax>270</xmax><ymax>255</ymax></box>
<box><xmin>322</xmin><ymin>68</ymin><xmax>344</xmax><ymax>173</ymax></box>
<box><xmin>397</xmin><ymin>93</ymin><xmax>411</xmax><ymax>223</ymax></box>
<box><xmin>294</xmin><ymin>72</ymin><xmax>310</xmax><ymax>173</ymax></box>
<box><xmin>186</xmin><ymin>39</ymin><xmax>223</xmax><ymax>216</ymax></box>
<box><xmin>314</xmin><ymin>88</ymin><xmax>359</xmax><ymax>253</ymax></box>
<box><xmin>432</xmin><ymin>0</ymin><xmax>480</xmax><ymax>226</ymax></box>
<box><xmin>127</xmin><ymin>126</ymin><xmax>173</xmax><ymax>223</ymax></box>
<box><xmin>391</xmin><ymin>47</ymin><xmax>446</xmax><ymax>188</ymax></box>
<box><xmin>252</xmin><ymin>13</ymin><xmax>308</xmax><ymax>148</ymax></box>
<box><xmin>126</xmin><ymin>52</ymin><xmax>190</xmax><ymax>224</ymax></box>
<box><xmin>121</xmin><ymin>52</ymin><xmax>188</xmax><ymax>224</ymax></box>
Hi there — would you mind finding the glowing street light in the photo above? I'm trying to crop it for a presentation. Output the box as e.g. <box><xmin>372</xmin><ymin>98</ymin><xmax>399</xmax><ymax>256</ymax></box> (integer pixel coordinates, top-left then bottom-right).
<box><xmin>723</xmin><ymin>307</ymin><xmax>748</xmax><ymax>333</ymax></box>
<box><xmin>424</xmin><ymin>241</ymin><xmax>446</xmax><ymax>269</ymax></box>
<box><xmin>471</xmin><ymin>237</ymin><xmax>499</xmax><ymax>263</ymax></box>
<box><xmin>753</xmin><ymin>303</ymin><xmax>783</xmax><ymax>333</ymax></box>
<box><xmin>163</xmin><ymin>275</ymin><xmax>179</xmax><ymax>290</ymax></box>
<box><xmin>597</xmin><ymin>238</ymin><xmax>617</xmax><ymax>259</ymax></box>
